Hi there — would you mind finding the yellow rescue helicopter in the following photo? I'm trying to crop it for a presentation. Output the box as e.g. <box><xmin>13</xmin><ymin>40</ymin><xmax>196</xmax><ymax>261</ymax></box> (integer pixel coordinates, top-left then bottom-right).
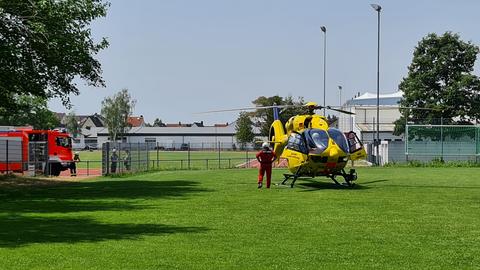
<box><xmin>268</xmin><ymin>102</ymin><xmax>366</xmax><ymax>187</ymax></box>
<box><xmin>200</xmin><ymin>102</ymin><xmax>366</xmax><ymax>187</ymax></box>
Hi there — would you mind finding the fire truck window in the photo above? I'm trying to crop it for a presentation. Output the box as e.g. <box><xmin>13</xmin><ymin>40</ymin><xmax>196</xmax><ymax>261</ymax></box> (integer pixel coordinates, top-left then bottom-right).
<box><xmin>56</xmin><ymin>137</ymin><xmax>72</xmax><ymax>148</ymax></box>
<box><xmin>29</xmin><ymin>133</ymin><xmax>47</xmax><ymax>141</ymax></box>
<box><xmin>327</xmin><ymin>128</ymin><xmax>349</xmax><ymax>153</ymax></box>
<box><xmin>286</xmin><ymin>133</ymin><xmax>308</xmax><ymax>154</ymax></box>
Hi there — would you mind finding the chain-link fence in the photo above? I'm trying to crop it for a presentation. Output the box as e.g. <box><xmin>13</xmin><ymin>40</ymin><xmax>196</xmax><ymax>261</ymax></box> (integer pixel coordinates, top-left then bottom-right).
<box><xmin>101</xmin><ymin>142</ymin><xmax>261</xmax><ymax>175</ymax></box>
<box><xmin>406</xmin><ymin>125</ymin><xmax>480</xmax><ymax>162</ymax></box>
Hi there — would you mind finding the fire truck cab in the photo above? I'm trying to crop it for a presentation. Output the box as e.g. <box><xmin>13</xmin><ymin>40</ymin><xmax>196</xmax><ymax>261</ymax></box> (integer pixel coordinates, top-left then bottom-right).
<box><xmin>0</xmin><ymin>129</ymin><xmax>74</xmax><ymax>176</ymax></box>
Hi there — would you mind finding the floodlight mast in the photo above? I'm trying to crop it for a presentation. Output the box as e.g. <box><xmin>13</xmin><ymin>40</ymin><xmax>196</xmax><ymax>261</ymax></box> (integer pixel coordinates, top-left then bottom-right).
<box><xmin>371</xmin><ymin>3</ymin><xmax>381</xmax><ymax>166</ymax></box>
<box><xmin>320</xmin><ymin>26</ymin><xmax>327</xmax><ymax>115</ymax></box>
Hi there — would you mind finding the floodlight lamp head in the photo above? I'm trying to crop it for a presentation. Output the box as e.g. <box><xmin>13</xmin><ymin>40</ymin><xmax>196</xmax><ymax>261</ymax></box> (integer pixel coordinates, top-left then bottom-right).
<box><xmin>320</xmin><ymin>26</ymin><xmax>326</xmax><ymax>32</ymax></box>
<box><xmin>370</xmin><ymin>4</ymin><xmax>382</xmax><ymax>11</ymax></box>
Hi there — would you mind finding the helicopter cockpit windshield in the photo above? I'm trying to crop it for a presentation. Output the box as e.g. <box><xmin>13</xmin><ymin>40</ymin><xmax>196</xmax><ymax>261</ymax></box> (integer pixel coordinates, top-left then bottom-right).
<box><xmin>327</xmin><ymin>128</ymin><xmax>349</xmax><ymax>154</ymax></box>
<box><xmin>305</xmin><ymin>129</ymin><xmax>329</xmax><ymax>154</ymax></box>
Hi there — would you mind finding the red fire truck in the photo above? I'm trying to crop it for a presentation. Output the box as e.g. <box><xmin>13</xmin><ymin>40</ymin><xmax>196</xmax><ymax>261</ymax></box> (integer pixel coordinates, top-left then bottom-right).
<box><xmin>0</xmin><ymin>128</ymin><xmax>74</xmax><ymax>176</ymax></box>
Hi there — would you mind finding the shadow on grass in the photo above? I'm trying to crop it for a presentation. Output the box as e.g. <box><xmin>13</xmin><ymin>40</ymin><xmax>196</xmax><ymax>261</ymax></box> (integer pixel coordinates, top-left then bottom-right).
<box><xmin>0</xmin><ymin>179</ymin><xmax>210</xmax><ymax>213</ymax></box>
<box><xmin>0</xmin><ymin>215</ymin><xmax>208</xmax><ymax>248</ymax></box>
<box><xmin>0</xmin><ymin>200</ymin><xmax>145</xmax><ymax>214</ymax></box>
<box><xmin>1</xmin><ymin>178</ymin><xmax>209</xmax><ymax>197</ymax></box>
<box><xmin>360</xmin><ymin>179</ymin><xmax>389</xmax><ymax>185</ymax></box>
<box><xmin>297</xmin><ymin>179</ymin><xmax>370</xmax><ymax>191</ymax></box>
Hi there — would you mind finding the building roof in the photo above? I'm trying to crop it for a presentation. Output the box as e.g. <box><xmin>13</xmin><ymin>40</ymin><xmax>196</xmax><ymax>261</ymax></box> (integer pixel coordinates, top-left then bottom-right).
<box><xmin>96</xmin><ymin>125</ymin><xmax>262</xmax><ymax>136</ymax></box>
<box><xmin>345</xmin><ymin>91</ymin><xmax>403</xmax><ymax>106</ymax></box>
<box><xmin>127</xmin><ymin>116</ymin><xmax>145</xmax><ymax>127</ymax></box>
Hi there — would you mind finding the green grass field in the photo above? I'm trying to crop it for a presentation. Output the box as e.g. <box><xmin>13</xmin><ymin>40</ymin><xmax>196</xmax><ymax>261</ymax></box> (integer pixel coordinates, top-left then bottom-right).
<box><xmin>1</xmin><ymin>167</ymin><xmax>479</xmax><ymax>269</ymax></box>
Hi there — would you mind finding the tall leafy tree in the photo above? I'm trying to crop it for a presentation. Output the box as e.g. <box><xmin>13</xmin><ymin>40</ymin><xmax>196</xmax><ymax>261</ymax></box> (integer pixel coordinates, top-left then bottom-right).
<box><xmin>252</xmin><ymin>95</ymin><xmax>305</xmax><ymax>136</ymax></box>
<box><xmin>394</xmin><ymin>32</ymin><xmax>480</xmax><ymax>135</ymax></box>
<box><xmin>65</xmin><ymin>111</ymin><xmax>81</xmax><ymax>138</ymax></box>
<box><xmin>235</xmin><ymin>112</ymin><xmax>255</xmax><ymax>149</ymax></box>
<box><xmin>0</xmin><ymin>0</ymin><xmax>109</xmax><ymax>113</ymax></box>
<box><xmin>101</xmin><ymin>89</ymin><xmax>136</xmax><ymax>142</ymax></box>
<box><xmin>0</xmin><ymin>95</ymin><xmax>59</xmax><ymax>129</ymax></box>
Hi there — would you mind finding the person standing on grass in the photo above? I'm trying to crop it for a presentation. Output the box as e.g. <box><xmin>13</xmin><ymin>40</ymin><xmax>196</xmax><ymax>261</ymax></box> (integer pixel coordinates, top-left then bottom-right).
<box><xmin>256</xmin><ymin>142</ymin><xmax>276</xmax><ymax>189</ymax></box>
<box><xmin>70</xmin><ymin>151</ymin><xmax>81</xmax><ymax>176</ymax></box>
<box><xmin>124</xmin><ymin>150</ymin><xmax>131</xmax><ymax>171</ymax></box>
<box><xmin>111</xmin><ymin>148</ymin><xmax>118</xmax><ymax>173</ymax></box>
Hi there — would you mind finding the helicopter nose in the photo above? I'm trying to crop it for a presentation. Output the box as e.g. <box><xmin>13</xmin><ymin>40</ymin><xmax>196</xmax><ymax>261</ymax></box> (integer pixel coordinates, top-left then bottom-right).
<box><xmin>329</xmin><ymin>145</ymin><xmax>340</xmax><ymax>157</ymax></box>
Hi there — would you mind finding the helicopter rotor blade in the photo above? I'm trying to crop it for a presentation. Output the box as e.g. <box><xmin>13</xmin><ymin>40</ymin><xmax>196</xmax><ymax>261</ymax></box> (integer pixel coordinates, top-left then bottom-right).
<box><xmin>397</xmin><ymin>106</ymin><xmax>445</xmax><ymax>111</ymax></box>
<box><xmin>325</xmin><ymin>106</ymin><xmax>355</xmax><ymax>115</ymax></box>
<box><xmin>196</xmin><ymin>104</ymin><xmax>297</xmax><ymax>114</ymax></box>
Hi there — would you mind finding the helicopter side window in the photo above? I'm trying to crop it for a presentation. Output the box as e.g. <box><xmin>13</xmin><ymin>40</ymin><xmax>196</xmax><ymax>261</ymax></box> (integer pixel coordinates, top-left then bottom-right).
<box><xmin>345</xmin><ymin>131</ymin><xmax>363</xmax><ymax>153</ymax></box>
<box><xmin>327</xmin><ymin>128</ymin><xmax>349</xmax><ymax>153</ymax></box>
<box><xmin>305</xmin><ymin>129</ymin><xmax>329</xmax><ymax>154</ymax></box>
<box><xmin>286</xmin><ymin>133</ymin><xmax>308</xmax><ymax>154</ymax></box>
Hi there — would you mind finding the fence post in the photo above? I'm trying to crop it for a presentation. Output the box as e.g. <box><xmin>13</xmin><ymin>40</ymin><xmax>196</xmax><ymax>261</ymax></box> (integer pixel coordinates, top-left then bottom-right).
<box><xmin>157</xmin><ymin>142</ymin><xmax>160</xmax><ymax>169</ymax></box>
<box><xmin>245</xmin><ymin>148</ymin><xmax>248</xmax><ymax>168</ymax></box>
<box><xmin>440</xmin><ymin>117</ymin><xmax>444</xmax><ymax>162</ymax></box>
<box><xmin>5</xmin><ymin>140</ymin><xmax>8</xmax><ymax>174</ymax></box>
<box><xmin>146</xmin><ymin>142</ymin><xmax>150</xmax><ymax>171</ymax></box>
<box><xmin>188</xmin><ymin>143</ymin><xmax>191</xmax><ymax>169</ymax></box>
<box><xmin>218</xmin><ymin>141</ymin><xmax>221</xmax><ymax>169</ymax></box>
<box><xmin>33</xmin><ymin>141</ymin><xmax>36</xmax><ymax>177</ymax></box>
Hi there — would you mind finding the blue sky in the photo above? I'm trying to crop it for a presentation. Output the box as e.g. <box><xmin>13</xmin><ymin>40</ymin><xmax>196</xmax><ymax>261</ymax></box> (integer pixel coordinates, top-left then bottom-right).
<box><xmin>48</xmin><ymin>0</ymin><xmax>480</xmax><ymax>125</ymax></box>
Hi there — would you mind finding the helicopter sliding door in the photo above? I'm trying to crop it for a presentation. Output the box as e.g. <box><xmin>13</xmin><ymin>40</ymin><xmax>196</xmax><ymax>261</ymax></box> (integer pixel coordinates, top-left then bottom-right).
<box><xmin>345</xmin><ymin>131</ymin><xmax>367</xmax><ymax>161</ymax></box>
<box><xmin>282</xmin><ymin>133</ymin><xmax>308</xmax><ymax>168</ymax></box>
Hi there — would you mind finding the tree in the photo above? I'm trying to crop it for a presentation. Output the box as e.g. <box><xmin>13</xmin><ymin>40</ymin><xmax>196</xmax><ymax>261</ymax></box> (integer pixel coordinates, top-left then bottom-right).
<box><xmin>65</xmin><ymin>111</ymin><xmax>81</xmax><ymax>138</ymax></box>
<box><xmin>326</xmin><ymin>114</ymin><xmax>338</xmax><ymax>126</ymax></box>
<box><xmin>252</xmin><ymin>95</ymin><xmax>305</xmax><ymax>136</ymax></box>
<box><xmin>153</xmin><ymin>118</ymin><xmax>165</xmax><ymax>127</ymax></box>
<box><xmin>101</xmin><ymin>89</ymin><xmax>136</xmax><ymax>142</ymax></box>
<box><xmin>235</xmin><ymin>112</ymin><xmax>255</xmax><ymax>149</ymax></box>
<box><xmin>0</xmin><ymin>0</ymin><xmax>109</xmax><ymax>113</ymax></box>
<box><xmin>0</xmin><ymin>94</ymin><xmax>59</xmax><ymax>129</ymax></box>
<box><xmin>394</xmin><ymin>32</ymin><xmax>480</xmax><ymax>135</ymax></box>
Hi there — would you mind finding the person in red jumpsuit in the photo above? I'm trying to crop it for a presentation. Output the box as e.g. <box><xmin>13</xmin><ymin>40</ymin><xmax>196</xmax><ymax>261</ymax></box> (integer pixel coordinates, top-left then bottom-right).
<box><xmin>256</xmin><ymin>142</ymin><xmax>276</xmax><ymax>188</ymax></box>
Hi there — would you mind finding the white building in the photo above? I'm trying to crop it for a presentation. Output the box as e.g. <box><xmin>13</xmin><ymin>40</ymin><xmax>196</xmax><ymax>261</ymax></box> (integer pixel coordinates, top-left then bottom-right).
<box><xmin>338</xmin><ymin>91</ymin><xmax>403</xmax><ymax>142</ymax></box>
<box><xmin>95</xmin><ymin>125</ymin><xmax>264</xmax><ymax>150</ymax></box>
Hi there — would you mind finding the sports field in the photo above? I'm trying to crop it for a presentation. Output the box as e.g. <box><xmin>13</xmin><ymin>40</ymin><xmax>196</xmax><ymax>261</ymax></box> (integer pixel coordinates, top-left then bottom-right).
<box><xmin>75</xmin><ymin>150</ymin><xmax>257</xmax><ymax>170</ymax></box>
<box><xmin>1</xmin><ymin>167</ymin><xmax>479</xmax><ymax>269</ymax></box>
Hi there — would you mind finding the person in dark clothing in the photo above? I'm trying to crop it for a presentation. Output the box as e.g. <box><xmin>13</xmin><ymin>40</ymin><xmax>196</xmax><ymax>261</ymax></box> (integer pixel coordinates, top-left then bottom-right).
<box><xmin>124</xmin><ymin>150</ymin><xmax>131</xmax><ymax>170</ymax></box>
<box><xmin>111</xmin><ymin>149</ymin><xmax>118</xmax><ymax>173</ymax></box>
<box><xmin>256</xmin><ymin>142</ymin><xmax>276</xmax><ymax>188</ymax></box>
<box><xmin>70</xmin><ymin>152</ymin><xmax>80</xmax><ymax>176</ymax></box>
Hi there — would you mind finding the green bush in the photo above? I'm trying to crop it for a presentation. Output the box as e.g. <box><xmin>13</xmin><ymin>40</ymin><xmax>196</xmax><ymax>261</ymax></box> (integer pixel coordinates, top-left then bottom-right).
<box><xmin>384</xmin><ymin>160</ymin><xmax>480</xmax><ymax>168</ymax></box>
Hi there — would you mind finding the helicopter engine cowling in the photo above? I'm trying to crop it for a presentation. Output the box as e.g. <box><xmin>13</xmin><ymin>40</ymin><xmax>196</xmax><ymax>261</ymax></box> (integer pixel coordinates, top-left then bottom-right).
<box><xmin>269</xmin><ymin>119</ymin><xmax>287</xmax><ymax>161</ymax></box>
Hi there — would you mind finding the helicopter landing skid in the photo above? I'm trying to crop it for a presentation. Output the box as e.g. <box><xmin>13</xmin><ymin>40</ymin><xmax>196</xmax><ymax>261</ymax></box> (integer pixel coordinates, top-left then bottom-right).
<box><xmin>330</xmin><ymin>169</ymin><xmax>357</xmax><ymax>187</ymax></box>
<box><xmin>281</xmin><ymin>167</ymin><xmax>303</xmax><ymax>188</ymax></box>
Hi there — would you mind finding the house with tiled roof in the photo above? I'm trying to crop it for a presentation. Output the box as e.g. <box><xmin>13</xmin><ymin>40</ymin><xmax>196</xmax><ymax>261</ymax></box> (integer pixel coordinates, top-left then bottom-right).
<box><xmin>127</xmin><ymin>116</ymin><xmax>146</xmax><ymax>127</ymax></box>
